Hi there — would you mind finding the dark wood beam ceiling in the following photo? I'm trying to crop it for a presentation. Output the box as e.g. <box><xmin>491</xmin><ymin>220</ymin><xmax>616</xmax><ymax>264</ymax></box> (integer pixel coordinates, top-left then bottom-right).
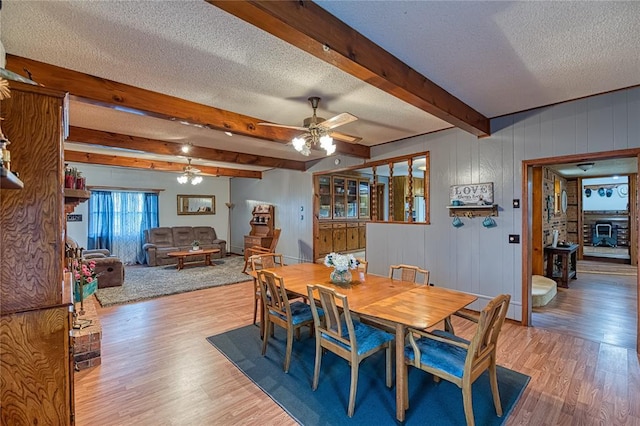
<box><xmin>6</xmin><ymin>55</ymin><xmax>370</xmax><ymax>159</ymax></box>
<box><xmin>210</xmin><ymin>0</ymin><xmax>490</xmax><ymax>137</ymax></box>
<box><xmin>68</xmin><ymin>127</ymin><xmax>307</xmax><ymax>171</ymax></box>
<box><xmin>64</xmin><ymin>150</ymin><xmax>262</xmax><ymax>179</ymax></box>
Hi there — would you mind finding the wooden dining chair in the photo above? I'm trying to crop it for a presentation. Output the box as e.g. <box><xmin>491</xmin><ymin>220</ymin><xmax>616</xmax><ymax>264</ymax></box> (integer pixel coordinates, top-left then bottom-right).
<box><xmin>249</xmin><ymin>253</ymin><xmax>284</xmax><ymax>336</ymax></box>
<box><xmin>243</xmin><ymin>228</ymin><xmax>281</xmax><ymax>273</ymax></box>
<box><xmin>388</xmin><ymin>264</ymin><xmax>430</xmax><ymax>284</ymax></box>
<box><xmin>355</xmin><ymin>258</ymin><xmax>368</xmax><ymax>274</ymax></box>
<box><xmin>257</xmin><ymin>269</ymin><xmax>316</xmax><ymax>373</ymax></box>
<box><xmin>306</xmin><ymin>284</ymin><xmax>394</xmax><ymax>417</ymax></box>
<box><xmin>403</xmin><ymin>294</ymin><xmax>511</xmax><ymax>426</ymax></box>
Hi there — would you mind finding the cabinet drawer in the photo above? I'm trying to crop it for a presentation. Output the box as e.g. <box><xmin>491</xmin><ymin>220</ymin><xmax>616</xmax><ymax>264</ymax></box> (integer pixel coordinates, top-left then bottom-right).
<box><xmin>347</xmin><ymin>222</ymin><xmax>358</xmax><ymax>228</ymax></box>
<box><xmin>333</xmin><ymin>223</ymin><xmax>347</xmax><ymax>229</ymax></box>
<box><xmin>319</xmin><ymin>222</ymin><xmax>333</xmax><ymax>230</ymax></box>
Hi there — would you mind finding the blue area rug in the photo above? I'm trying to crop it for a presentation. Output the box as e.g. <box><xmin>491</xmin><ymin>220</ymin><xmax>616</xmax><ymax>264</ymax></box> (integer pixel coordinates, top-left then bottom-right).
<box><xmin>207</xmin><ymin>325</ymin><xmax>529</xmax><ymax>425</ymax></box>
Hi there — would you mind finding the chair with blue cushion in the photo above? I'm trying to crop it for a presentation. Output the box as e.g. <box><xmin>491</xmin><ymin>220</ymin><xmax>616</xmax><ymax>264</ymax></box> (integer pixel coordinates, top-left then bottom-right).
<box><xmin>403</xmin><ymin>294</ymin><xmax>511</xmax><ymax>426</ymax></box>
<box><xmin>306</xmin><ymin>284</ymin><xmax>394</xmax><ymax>417</ymax></box>
<box><xmin>257</xmin><ymin>269</ymin><xmax>317</xmax><ymax>373</ymax></box>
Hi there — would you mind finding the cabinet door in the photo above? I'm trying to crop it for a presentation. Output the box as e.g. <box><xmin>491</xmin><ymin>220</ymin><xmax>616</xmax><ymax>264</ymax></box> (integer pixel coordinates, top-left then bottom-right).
<box><xmin>359</xmin><ymin>179</ymin><xmax>370</xmax><ymax>219</ymax></box>
<box><xmin>332</xmin><ymin>224</ymin><xmax>347</xmax><ymax>252</ymax></box>
<box><xmin>317</xmin><ymin>176</ymin><xmax>332</xmax><ymax>219</ymax></box>
<box><xmin>346</xmin><ymin>179</ymin><xmax>358</xmax><ymax>219</ymax></box>
<box><xmin>359</xmin><ymin>223</ymin><xmax>366</xmax><ymax>249</ymax></box>
<box><xmin>346</xmin><ymin>224</ymin><xmax>359</xmax><ymax>251</ymax></box>
<box><xmin>332</xmin><ymin>177</ymin><xmax>346</xmax><ymax>218</ymax></box>
<box><xmin>317</xmin><ymin>224</ymin><xmax>333</xmax><ymax>256</ymax></box>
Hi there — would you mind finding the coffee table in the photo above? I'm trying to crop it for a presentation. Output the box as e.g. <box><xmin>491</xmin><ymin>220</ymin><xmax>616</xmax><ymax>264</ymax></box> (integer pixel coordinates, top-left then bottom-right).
<box><xmin>166</xmin><ymin>248</ymin><xmax>220</xmax><ymax>270</ymax></box>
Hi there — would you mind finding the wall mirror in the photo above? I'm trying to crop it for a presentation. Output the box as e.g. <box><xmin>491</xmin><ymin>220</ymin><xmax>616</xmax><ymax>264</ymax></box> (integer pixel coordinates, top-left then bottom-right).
<box><xmin>177</xmin><ymin>194</ymin><xmax>215</xmax><ymax>215</ymax></box>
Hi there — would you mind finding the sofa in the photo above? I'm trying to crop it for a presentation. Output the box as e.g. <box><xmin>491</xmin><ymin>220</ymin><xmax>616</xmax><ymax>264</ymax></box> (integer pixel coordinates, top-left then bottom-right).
<box><xmin>143</xmin><ymin>226</ymin><xmax>227</xmax><ymax>266</ymax></box>
<box><xmin>66</xmin><ymin>238</ymin><xmax>125</xmax><ymax>288</ymax></box>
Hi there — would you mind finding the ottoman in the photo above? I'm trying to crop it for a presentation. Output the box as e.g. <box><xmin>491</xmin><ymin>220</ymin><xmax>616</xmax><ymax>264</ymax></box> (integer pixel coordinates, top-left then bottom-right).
<box><xmin>90</xmin><ymin>257</ymin><xmax>125</xmax><ymax>288</ymax></box>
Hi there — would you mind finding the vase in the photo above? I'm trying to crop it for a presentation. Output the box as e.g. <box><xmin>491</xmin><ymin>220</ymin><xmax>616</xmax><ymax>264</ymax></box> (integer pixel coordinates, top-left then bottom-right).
<box><xmin>330</xmin><ymin>269</ymin><xmax>352</xmax><ymax>285</ymax></box>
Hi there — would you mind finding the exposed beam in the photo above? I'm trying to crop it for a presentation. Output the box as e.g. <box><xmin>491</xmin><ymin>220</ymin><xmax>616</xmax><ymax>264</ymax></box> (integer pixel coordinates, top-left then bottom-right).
<box><xmin>210</xmin><ymin>1</ymin><xmax>490</xmax><ymax>137</ymax></box>
<box><xmin>6</xmin><ymin>54</ymin><xmax>370</xmax><ymax>159</ymax></box>
<box><xmin>64</xmin><ymin>151</ymin><xmax>262</xmax><ymax>179</ymax></box>
<box><xmin>68</xmin><ymin>126</ymin><xmax>307</xmax><ymax>171</ymax></box>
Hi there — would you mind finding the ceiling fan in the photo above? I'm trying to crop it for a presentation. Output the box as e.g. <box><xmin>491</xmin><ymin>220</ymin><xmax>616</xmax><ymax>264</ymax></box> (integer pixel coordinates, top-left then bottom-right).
<box><xmin>259</xmin><ymin>97</ymin><xmax>360</xmax><ymax>156</ymax></box>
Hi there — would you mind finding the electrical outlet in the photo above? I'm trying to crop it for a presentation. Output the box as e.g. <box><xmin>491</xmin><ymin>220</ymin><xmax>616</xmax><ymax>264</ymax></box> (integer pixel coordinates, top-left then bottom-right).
<box><xmin>508</xmin><ymin>234</ymin><xmax>520</xmax><ymax>244</ymax></box>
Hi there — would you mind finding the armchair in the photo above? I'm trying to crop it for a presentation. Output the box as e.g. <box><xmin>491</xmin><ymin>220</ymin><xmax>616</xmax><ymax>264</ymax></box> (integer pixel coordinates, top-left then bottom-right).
<box><xmin>242</xmin><ymin>228</ymin><xmax>281</xmax><ymax>273</ymax></box>
<box><xmin>403</xmin><ymin>294</ymin><xmax>511</xmax><ymax>426</ymax></box>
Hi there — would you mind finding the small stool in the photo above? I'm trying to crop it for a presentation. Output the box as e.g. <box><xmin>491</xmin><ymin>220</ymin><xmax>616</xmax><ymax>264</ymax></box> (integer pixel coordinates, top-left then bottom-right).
<box><xmin>532</xmin><ymin>275</ymin><xmax>557</xmax><ymax>307</ymax></box>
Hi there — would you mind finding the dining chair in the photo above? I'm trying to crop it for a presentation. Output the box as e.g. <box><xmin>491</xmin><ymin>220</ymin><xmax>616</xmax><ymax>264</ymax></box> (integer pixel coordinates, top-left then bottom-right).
<box><xmin>243</xmin><ymin>228</ymin><xmax>281</xmax><ymax>272</ymax></box>
<box><xmin>306</xmin><ymin>284</ymin><xmax>394</xmax><ymax>417</ymax></box>
<box><xmin>403</xmin><ymin>294</ymin><xmax>511</xmax><ymax>426</ymax></box>
<box><xmin>257</xmin><ymin>269</ymin><xmax>316</xmax><ymax>373</ymax></box>
<box><xmin>388</xmin><ymin>264</ymin><xmax>456</xmax><ymax>332</ymax></box>
<box><xmin>355</xmin><ymin>258</ymin><xmax>368</xmax><ymax>274</ymax></box>
<box><xmin>249</xmin><ymin>253</ymin><xmax>284</xmax><ymax>335</ymax></box>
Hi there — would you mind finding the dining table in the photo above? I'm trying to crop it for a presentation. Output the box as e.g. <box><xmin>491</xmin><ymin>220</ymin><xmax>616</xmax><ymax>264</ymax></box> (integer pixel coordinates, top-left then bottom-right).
<box><xmin>253</xmin><ymin>262</ymin><xmax>477</xmax><ymax>421</ymax></box>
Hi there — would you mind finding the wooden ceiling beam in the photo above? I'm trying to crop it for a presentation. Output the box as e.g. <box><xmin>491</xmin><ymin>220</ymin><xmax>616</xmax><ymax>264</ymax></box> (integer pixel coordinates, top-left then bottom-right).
<box><xmin>68</xmin><ymin>126</ymin><xmax>307</xmax><ymax>171</ymax></box>
<box><xmin>64</xmin><ymin>151</ymin><xmax>262</xmax><ymax>179</ymax></box>
<box><xmin>210</xmin><ymin>1</ymin><xmax>490</xmax><ymax>137</ymax></box>
<box><xmin>6</xmin><ymin>54</ymin><xmax>370</xmax><ymax>159</ymax></box>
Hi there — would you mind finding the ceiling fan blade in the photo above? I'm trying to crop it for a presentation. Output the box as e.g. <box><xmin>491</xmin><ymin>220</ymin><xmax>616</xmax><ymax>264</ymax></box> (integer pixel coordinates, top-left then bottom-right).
<box><xmin>330</xmin><ymin>131</ymin><xmax>362</xmax><ymax>144</ymax></box>
<box><xmin>258</xmin><ymin>122</ymin><xmax>307</xmax><ymax>131</ymax></box>
<box><xmin>318</xmin><ymin>112</ymin><xmax>358</xmax><ymax>130</ymax></box>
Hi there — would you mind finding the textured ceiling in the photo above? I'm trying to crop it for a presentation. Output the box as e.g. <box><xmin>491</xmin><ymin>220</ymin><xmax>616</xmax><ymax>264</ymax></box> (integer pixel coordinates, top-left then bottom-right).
<box><xmin>2</xmin><ymin>1</ymin><xmax>639</xmax><ymax>172</ymax></box>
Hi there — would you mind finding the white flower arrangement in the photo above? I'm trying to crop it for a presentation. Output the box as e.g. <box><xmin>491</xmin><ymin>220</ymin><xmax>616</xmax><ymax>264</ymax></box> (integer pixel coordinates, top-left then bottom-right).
<box><xmin>324</xmin><ymin>252</ymin><xmax>359</xmax><ymax>272</ymax></box>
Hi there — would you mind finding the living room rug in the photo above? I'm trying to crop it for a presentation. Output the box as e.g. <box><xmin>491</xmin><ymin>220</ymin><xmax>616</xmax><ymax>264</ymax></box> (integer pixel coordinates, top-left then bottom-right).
<box><xmin>95</xmin><ymin>256</ymin><xmax>250</xmax><ymax>307</ymax></box>
<box><xmin>207</xmin><ymin>325</ymin><xmax>529</xmax><ymax>425</ymax></box>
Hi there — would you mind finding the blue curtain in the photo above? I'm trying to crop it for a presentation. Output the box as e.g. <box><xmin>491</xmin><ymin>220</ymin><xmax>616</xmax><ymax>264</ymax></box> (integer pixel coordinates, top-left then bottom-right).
<box><xmin>138</xmin><ymin>192</ymin><xmax>159</xmax><ymax>264</ymax></box>
<box><xmin>87</xmin><ymin>191</ymin><xmax>114</xmax><ymax>252</ymax></box>
<box><xmin>88</xmin><ymin>191</ymin><xmax>159</xmax><ymax>265</ymax></box>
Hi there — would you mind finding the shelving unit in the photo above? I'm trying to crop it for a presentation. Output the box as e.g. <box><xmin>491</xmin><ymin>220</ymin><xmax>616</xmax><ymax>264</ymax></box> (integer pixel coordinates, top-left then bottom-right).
<box><xmin>244</xmin><ymin>204</ymin><xmax>275</xmax><ymax>260</ymax></box>
<box><xmin>0</xmin><ymin>167</ymin><xmax>24</xmax><ymax>189</ymax></box>
<box><xmin>64</xmin><ymin>188</ymin><xmax>91</xmax><ymax>214</ymax></box>
<box><xmin>446</xmin><ymin>204</ymin><xmax>499</xmax><ymax>218</ymax></box>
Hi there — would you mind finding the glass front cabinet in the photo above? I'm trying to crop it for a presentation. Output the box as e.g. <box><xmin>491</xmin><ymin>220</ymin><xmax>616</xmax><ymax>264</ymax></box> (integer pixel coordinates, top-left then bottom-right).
<box><xmin>314</xmin><ymin>174</ymin><xmax>370</xmax><ymax>260</ymax></box>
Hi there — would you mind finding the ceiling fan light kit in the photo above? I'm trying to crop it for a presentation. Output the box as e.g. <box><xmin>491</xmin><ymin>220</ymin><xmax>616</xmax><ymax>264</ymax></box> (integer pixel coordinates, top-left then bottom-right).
<box><xmin>259</xmin><ymin>96</ymin><xmax>357</xmax><ymax>157</ymax></box>
<box><xmin>177</xmin><ymin>158</ymin><xmax>203</xmax><ymax>185</ymax></box>
<box><xmin>576</xmin><ymin>162</ymin><xmax>595</xmax><ymax>172</ymax></box>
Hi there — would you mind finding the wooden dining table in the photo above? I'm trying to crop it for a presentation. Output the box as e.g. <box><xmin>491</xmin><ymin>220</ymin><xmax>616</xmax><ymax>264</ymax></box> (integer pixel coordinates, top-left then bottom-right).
<box><xmin>254</xmin><ymin>262</ymin><xmax>477</xmax><ymax>421</ymax></box>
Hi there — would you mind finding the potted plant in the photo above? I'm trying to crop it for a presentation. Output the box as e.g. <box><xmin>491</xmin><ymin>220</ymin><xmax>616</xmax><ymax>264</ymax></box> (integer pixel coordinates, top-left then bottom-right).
<box><xmin>191</xmin><ymin>240</ymin><xmax>201</xmax><ymax>251</ymax></box>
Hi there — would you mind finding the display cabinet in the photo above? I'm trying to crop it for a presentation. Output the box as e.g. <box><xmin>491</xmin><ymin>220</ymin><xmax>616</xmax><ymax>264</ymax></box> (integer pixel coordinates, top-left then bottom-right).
<box><xmin>318</xmin><ymin>176</ymin><xmax>331</xmax><ymax>219</ymax></box>
<box><xmin>333</xmin><ymin>176</ymin><xmax>346</xmax><ymax>218</ymax></box>
<box><xmin>244</xmin><ymin>204</ymin><xmax>275</xmax><ymax>260</ymax></box>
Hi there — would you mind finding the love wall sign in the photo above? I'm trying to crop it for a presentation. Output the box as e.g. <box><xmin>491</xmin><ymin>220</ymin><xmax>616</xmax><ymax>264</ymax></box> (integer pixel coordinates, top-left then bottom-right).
<box><xmin>450</xmin><ymin>183</ymin><xmax>494</xmax><ymax>204</ymax></box>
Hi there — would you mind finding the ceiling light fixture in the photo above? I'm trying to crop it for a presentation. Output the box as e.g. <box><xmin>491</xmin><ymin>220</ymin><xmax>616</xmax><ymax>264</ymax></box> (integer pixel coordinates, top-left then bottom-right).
<box><xmin>576</xmin><ymin>162</ymin><xmax>595</xmax><ymax>172</ymax></box>
<box><xmin>177</xmin><ymin>158</ymin><xmax>203</xmax><ymax>185</ymax></box>
<box><xmin>181</xmin><ymin>143</ymin><xmax>191</xmax><ymax>154</ymax></box>
<box><xmin>224</xmin><ymin>131</ymin><xmax>233</xmax><ymax>137</ymax></box>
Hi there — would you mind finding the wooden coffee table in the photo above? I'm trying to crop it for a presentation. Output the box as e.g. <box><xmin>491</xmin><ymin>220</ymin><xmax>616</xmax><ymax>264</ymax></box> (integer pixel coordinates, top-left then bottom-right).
<box><xmin>166</xmin><ymin>248</ymin><xmax>220</xmax><ymax>270</ymax></box>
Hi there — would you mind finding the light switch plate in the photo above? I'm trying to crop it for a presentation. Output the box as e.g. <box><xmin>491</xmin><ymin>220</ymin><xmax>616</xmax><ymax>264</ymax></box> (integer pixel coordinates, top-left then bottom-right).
<box><xmin>508</xmin><ymin>234</ymin><xmax>520</xmax><ymax>244</ymax></box>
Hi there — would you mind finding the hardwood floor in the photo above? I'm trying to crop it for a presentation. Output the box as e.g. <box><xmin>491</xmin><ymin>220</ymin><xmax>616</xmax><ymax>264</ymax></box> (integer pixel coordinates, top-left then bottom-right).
<box><xmin>75</xmin><ymin>279</ymin><xmax>640</xmax><ymax>425</ymax></box>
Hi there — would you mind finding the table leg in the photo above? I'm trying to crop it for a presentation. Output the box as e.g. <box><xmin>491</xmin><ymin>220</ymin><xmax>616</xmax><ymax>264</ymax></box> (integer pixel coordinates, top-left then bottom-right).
<box><xmin>177</xmin><ymin>257</ymin><xmax>184</xmax><ymax>270</ymax></box>
<box><xmin>396</xmin><ymin>323</ymin><xmax>406</xmax><ymax>422</ymax></box>
<box><xmin>205</xmin><ymin>253</ymin><xmax>211</xmax><ymax>266</ymax></box>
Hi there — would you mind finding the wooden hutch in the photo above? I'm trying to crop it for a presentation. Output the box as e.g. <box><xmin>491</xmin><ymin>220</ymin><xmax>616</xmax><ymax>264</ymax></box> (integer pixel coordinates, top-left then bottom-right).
<box><xmin>314</xmin><ymin>174</ymin><xmax>370</xmax><ymax>261</ymax></box>
<box><xmin>244</xmin><ymin>204</ymin><xmax>275</xmax><ymax>260</ymax></box>
<box><xmin>1</xmin><ymin>81</ymin><xmax>75</xmax><ymax>424</ymax></box>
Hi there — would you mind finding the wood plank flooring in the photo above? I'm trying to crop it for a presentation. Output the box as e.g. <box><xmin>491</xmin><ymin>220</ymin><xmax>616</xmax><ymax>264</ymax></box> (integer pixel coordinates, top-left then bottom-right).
<box><xmin>75</xmin><ymin>278</ymin><xmax>640</xmax><ymax>425</ymax></box>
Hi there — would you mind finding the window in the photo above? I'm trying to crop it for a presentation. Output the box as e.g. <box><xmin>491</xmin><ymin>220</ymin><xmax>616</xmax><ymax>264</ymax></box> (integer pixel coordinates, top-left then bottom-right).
<box><xmin>88</xmin><ymin>191</ymin><xmax>159</xmax><ymax>264</ymax></box>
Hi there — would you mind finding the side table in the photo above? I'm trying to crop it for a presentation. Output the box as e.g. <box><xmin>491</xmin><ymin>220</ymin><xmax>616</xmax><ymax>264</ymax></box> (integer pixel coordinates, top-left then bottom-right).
<box><xmin>544</xmin><ymin>243</ymin><xmax>579</xmax><ymax>288</ymax></box>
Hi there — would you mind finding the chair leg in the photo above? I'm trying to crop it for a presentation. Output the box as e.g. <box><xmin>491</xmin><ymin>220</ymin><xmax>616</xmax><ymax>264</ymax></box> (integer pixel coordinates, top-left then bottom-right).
<box><xmin>242</xmin><ymin>258</ymin><xmax>249</xmax><ymax>273</ymax></box>
<box><xmin>462</xmin><ymin>381</ymin><xmax>475</xmax><ymax>426</ymax></box>
<box><xmin>403</xmin><ymin>364</ymin><xmax>409</xmax><ymax>410</ymax></box>
<box><xmin>312</xmin><ymin>339</ymin><xmax>322</xmax><ymax>390</ymax></box>
<box><xmin>444</xmin><ymin>316</ymin><xmax>455</xmax><ymax>334</ymax></box>
<box><xmin>284</xmin><ymin>326</ymin><xmax>294</xmax><ymax>373</ymax></box>
<box><xmin>261</xmin><ymin>318</ymin><xmax>270</xmax><ymax>356</ymax></box>
<box><xmin>385</xmin><ymin>344</ymin><xmax>392</xmax><ymax>388</ymax></box>
<box><xmin>347</xmin><ymin>360</ymin><xmax>359</xmax><ymax>417</ymax></box>
<box><xmin>253</xmin><ymin>296</ymin><xmax>258</xmax><ymax>325</ymax></box>
<box><xmin>489</xmin><ymin>361</ymin><xmax>503</xmax><ymax>416</ymax></box>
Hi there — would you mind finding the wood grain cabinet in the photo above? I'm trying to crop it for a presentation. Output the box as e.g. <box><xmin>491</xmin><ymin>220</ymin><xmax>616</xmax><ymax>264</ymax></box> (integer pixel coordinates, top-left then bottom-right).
<box><xmin>0</xmin><ymin>82</ymin><xmax>74</xmax><ymax>425</ymax></box>
<box><xmin>243</xmin><ymin>204</ymin><xmax>275</xmax><ymax>261</ymax></box>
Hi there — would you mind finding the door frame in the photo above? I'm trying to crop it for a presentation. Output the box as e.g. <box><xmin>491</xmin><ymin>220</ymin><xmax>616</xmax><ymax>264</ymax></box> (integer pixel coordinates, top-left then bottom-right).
<box><xmin>521</xmin><ymin>148</ymin><xmax>640</xmax><ymax>354</ymax></box>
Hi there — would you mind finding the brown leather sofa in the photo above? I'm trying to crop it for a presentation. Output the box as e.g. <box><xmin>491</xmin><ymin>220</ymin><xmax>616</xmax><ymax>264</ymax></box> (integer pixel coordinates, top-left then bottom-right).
<box><xmin>142</xmin><ymin>226</ymin><xmax>227</xmax><ymax>266</ymax></box>
<box><xmin>66</xmin><ymin>238</ymin><xmax>125</xmax><ymax>288</ymax></box>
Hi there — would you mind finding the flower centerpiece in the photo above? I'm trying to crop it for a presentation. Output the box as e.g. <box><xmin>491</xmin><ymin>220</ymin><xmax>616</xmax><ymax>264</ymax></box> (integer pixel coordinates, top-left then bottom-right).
<box><xmin>324</xmin><ymin>252</ymin><xmax>359</xmax><ymax>285</ymax></box>
<box><xmin>191</xmin><ymin>240</ymin><xmax>201</xmax><ymax>251</ymax></box>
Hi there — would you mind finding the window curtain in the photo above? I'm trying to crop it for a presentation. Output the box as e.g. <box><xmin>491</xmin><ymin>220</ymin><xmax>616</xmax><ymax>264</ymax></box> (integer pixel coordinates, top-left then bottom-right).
<box><xmin>88</xmin><ymin>191</ymin><xmax>159</xmax><ymax>265</ymax></box>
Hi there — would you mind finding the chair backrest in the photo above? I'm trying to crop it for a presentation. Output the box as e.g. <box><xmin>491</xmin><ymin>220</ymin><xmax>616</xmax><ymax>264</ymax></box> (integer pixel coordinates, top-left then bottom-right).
<box><xmin>250</xmin><ymin>253</ymin><xmax>284</xmax><ymax>271</ymax></box>
<box><xmin>268</xmin><ymin>229</ymin><xmax>282</xmax><ymax>251</ymax></box>
<box><xmin>355</xmin><ymin>258</ymin><xmax>368</xmax><ymax>274</ymax></box>
<box><xmin>256</xmin><ymin>269</ymin><xmax>291</xmax><ymax>320</ymax></box>
<box><xmin>307</xmin><ymin>284</ymin><xmax>357</xmax><ymax>352</ymax></box>
<box><xmin>465</xmin><ymin>294</ymin><xmax>511</xmax><ymax>373</ymax></box>
<box><xmin>389</xmin><ymin>264</ymin><xmax>429</xmax><ymax>285</ymax></box>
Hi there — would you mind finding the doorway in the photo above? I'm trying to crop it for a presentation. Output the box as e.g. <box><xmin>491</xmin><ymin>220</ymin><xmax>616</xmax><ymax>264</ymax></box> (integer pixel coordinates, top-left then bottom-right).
<box><xmin>522</xmin><ymin>150</ymin><xmax>640</xmax><ymax>353</ymax></box>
